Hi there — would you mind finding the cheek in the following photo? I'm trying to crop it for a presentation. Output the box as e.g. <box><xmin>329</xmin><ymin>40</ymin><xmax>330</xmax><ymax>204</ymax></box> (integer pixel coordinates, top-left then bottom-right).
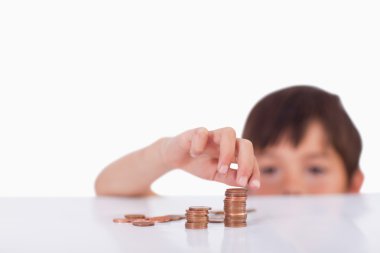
<box><xmin>306</xmin><ymin>169</ymin><xmax>347</xmax><ymax>194</ymax></box>
<box><xmin>252</xmin><ymin>186</ymin><xmax>282</xmax><ymax>195</ymax></box>
<box><xmin>309</xmin><ymin>149</ymin><xmax>349</xmax><ymax>194</ymax></box>
<box><xmin>252</xmin><ymin>175</ymin><xmax>284</xmax><ymax>195</ymax></box>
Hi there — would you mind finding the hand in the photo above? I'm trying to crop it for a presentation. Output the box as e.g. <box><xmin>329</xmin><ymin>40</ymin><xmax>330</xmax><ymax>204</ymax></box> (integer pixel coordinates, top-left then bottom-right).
<box><xmin>160</xmin><ymin>127</ymin><xmax>260</xmax><ymax>190</ymax></box>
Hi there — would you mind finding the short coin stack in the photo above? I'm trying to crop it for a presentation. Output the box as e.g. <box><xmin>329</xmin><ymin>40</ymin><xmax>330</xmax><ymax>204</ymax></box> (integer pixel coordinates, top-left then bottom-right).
<box><xmin>185</xmin><ymin>206</ymin><xmax>211</xmax><ymax>229</ymax></box>
<box><xmin>224</xmin><ymin>188</ymin><xmax>248</xmax><ymax>227</ymax></box>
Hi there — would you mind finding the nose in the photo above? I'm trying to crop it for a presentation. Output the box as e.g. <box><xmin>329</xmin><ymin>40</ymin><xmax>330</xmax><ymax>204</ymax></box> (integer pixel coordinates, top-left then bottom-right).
<box><xmin>282</xmin><ymin>172</ymin><xmax>303</xmax><ymax>195</ymax></box>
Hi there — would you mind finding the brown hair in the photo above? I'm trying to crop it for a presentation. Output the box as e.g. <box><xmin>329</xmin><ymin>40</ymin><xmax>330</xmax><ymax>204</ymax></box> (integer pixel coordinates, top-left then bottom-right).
<box><xmin>242</xmin><ymin>85</ymin><xmax>362</xmax><ymax>183</ymax></box>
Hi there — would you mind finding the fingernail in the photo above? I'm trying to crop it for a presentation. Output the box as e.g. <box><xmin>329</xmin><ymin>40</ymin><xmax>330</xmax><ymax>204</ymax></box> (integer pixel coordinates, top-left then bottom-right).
<box><xmin>218</xmin><ymin>165</ymin><xmax>228</xmax><ymax>174</ymax></box>
<box><xmin>238</xmin><ymin>176</ymin><xmax>248</xmax><ymax>187</ymax></box>
<box><xmin>250</xmin><ymin>179</ymin><xmax>261</xmax><ymax>189</ymax></box>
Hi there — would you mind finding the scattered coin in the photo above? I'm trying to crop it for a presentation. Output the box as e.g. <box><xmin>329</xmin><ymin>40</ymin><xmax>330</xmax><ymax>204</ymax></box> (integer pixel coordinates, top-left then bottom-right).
<box><xmin>148</xmin><ymin>216</ymin><xmax>172</xmax><ymax>223</ymax></box>
<box><xmin>132</xmin><ymin>220</ymin><xmax>155</xmax><ymax>227</ymax></box>
<box><xmin>209</xmin><ymin>209</ymin><xmax>255</xmax><ymax>215</ymax></box>
<box><xmin>166</xmin><ymin>215</ymin><xmax>186</xmax><ymax>221</ymax></box>
<box><xmin>124</xmin><ymin>214</ymin><xmax>146</xmax><ymax>219</ymax></box>
<box><xmin>208</xmin><ymin>216</ymin><xmax>224</xmax><ymax>223</ymax></box>
<box><xmin>113</xmin><ymin>218</ymin><xmax>134</xmax><ymax>223</ymax></box>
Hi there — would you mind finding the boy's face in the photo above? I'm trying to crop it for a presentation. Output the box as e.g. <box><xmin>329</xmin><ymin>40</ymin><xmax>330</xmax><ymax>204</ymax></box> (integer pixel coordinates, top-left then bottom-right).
<box><xmin>253</xmin><ymin>121</ymin><xmax>348</xmax><ymax>195</ymax></box>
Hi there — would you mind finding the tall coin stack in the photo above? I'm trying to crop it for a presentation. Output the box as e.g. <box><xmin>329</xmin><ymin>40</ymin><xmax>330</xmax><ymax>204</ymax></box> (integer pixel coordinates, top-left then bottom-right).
<box><xmin>185</xmin><ymin>206</ymin><xmax>211</xmax><ymax>229</ymax></box>
<box><xmin>224</xmin><ymin>188</ymin><xmax>248</xmax><ymax>227</ymax></box>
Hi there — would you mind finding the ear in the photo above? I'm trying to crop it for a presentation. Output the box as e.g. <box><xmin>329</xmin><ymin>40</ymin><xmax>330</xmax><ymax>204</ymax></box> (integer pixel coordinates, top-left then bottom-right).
<box><xmin>348</xmin><ymin>169</ymin><xmax>364</xmax><ymax>193</ymax></box>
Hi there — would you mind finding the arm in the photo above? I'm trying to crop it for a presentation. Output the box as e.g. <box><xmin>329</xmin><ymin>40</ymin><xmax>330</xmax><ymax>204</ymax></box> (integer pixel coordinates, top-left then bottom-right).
<box><xmin>95</xmin><ymin>127</ymin><xmax>261</xmax><ymax>197</ymax></box>
<box><xmin>95</xmin><ymin>138</ymin><xmax>170</xmax><ymax>196</ymax></box>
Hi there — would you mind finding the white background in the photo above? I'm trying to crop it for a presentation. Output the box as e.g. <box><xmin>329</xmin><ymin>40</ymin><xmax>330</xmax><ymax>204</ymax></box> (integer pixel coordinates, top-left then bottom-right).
<box><xmin>1</xmin><ymin>1</ymin><xmax>379</xmax><ymax>196</ymax></box>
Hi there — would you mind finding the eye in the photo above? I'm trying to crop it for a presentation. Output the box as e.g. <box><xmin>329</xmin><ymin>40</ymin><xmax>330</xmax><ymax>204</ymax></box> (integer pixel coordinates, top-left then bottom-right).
<box><xmin>307</xmin><ymin>166</ymin><xmax>325</xmax><ymax>175</ymax></box>
<box><xmin>261</xmin><ymin>167</ymin><xmax>278</xmax><ymax>175</ymax></box>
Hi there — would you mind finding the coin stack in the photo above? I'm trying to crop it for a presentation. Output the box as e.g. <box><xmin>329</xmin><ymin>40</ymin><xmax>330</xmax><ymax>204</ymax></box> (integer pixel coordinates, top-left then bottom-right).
<box><xmin>185</xmin><ymin>206</ymin><xmax>211</xmax><ymax>229</ymax></box>
<box><xmin>224</xmin><ymin>188</ymin><xmax>248</xmax><ymax>227</ymax></box>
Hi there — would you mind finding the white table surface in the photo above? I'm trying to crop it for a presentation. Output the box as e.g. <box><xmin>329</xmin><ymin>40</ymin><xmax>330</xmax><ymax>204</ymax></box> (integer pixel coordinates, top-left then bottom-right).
<box><xmin>1</xmin><ymin>194</ymin><xmax>380</xmax><ymax>253</ymax></box>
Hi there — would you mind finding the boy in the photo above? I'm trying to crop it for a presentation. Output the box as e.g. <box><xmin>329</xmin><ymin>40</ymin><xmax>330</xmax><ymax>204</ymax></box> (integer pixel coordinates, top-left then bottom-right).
<box><xmin>95</xmin><ymin>86</ymin><xmax>364</xmax><ymax>196</ymax></box>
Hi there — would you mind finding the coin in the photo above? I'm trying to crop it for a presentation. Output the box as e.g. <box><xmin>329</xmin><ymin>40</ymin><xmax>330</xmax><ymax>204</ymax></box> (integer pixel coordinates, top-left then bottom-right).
<box><xmin>189</xmin><ymin>206</ymin><xmax>212</xmax><ymax>211</ymax></box>
<box><xmin>225</xmin><ymin>188</ymin><xmax>248</xmax><ymax>192</ymax></box>
<box><xmin>186</xmin><ymin>217</ymin><xmax>208</xmax><ymax>221</ymax></box>
<box><xmin>185</xmin><ymin>223</ymin><xmax>208</xmax><ymax>229</ymax></box>
<box><xmin>124</xmin><ymin>214</ymin><xmax>146</xmax><ymax>219</ymax></box>
<box><xmin>186</xmin><ymin>212</ymin><xmax>208</xmax><ymax>217</ymax></box>
<box><xmin>224</xmin><ymin>197</ymin><xmax>247</xmax><ymax>201</ymax></box>
<box><xmin>113</xmin><ymin>218</ymin><xmax>134</xmax><ymax>223</ymax></box>
<box><xmin>225</xmin><ymin>222</ymin><xmax>247</xmax><ymax>228</ymax></box>
<box><xmin>132</xmin><ymin>220</ymin><xmax>155</xmax><ymax>227</ymax></box>
<box><xmin>208</xmin><ymin>216</ymin><xmax>224</xmax><ymax>223</ymax></box>
<box><xmin>148</xmin><ymin>216</ymin><xmax>172</xmax><ymax>223</ymax></box>
<box><xmin>166</xmin><ymin>215</ymin><xmax>186</xmax><ymax>221</ymax></box>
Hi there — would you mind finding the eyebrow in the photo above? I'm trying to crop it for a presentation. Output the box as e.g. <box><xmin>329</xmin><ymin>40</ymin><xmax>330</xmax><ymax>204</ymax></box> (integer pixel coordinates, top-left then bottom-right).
<box><xmin>257</xmin><ymin>150</ymin><xmax>328</xmax><ymax>159</ymax></box>
<box><xmin>256</xmin><ymin>150</ymin><xmax>276</xmax><ymax>158</ymax></box>
<box><xmin>303</xmin><ymin>151</ymin><xmax>328</xmax><ymax>159</ymax></box>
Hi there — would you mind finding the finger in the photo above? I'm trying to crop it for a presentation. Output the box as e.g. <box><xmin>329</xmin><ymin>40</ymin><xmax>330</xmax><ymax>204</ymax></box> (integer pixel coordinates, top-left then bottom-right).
<box><xmin>214</xmin><ymin>127</ymin><xmax>237</xmax><ymax>174</ymax></box>
<box><xmin>213</xmin><ymin>168</ymin><xmax>240</xmax><ymax>187</ymax></box>
<box><xmin>189</xmin><ymin>127</ymin><xmax>209</xmax><ymax>157</ymax></box>
<box><xmin>235</xmin><ymin>138</ymin><xmax>254</xmax><ymax>187</ymax></box>
<box><xmin>248</xmin><ymin>156</ymin><xmax>261</xmax><ymax>189</ymax></box>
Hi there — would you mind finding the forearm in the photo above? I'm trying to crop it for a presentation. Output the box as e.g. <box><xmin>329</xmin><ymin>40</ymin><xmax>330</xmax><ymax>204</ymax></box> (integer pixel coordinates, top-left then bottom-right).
<box><xmin>95</xmin><ymin>138</ymin><xmax>172</xmax><ymax>197</ymax></box>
